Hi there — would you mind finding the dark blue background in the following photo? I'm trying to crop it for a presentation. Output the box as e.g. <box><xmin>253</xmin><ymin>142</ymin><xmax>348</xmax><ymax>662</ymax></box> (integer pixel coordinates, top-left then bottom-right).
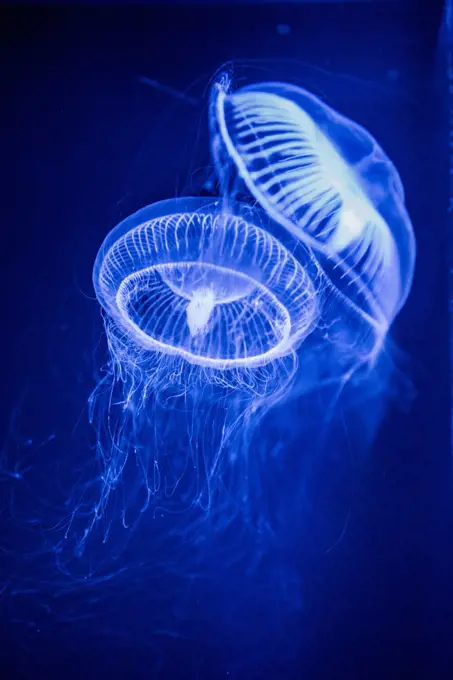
<box><xmin>1</xmin><ymin>2</ymin><xmax>451</xmax><ymax>679</ymax></box>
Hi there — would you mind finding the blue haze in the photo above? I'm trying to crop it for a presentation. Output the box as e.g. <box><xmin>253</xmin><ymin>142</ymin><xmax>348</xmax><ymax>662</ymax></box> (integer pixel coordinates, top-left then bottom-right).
<box><xmin>0</xmin><ymin>3</ymin><xmax>450</xmax><ymax>680</ymax></box>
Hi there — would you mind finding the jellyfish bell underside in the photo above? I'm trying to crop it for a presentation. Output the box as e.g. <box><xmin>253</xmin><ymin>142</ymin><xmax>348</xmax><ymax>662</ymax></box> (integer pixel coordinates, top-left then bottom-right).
<box><xmin>91</xmin><ymin>197</ymin><xmax>327</xmax><ymax>528</ymax></box>
<box><xmin>211</xmin><ymin>80</ymin><xmax>416</xmax><ymax>350</ymax></box>
<box><xmin>95</xmin><ymin>198</ymin><xmax>318</xmax><ymax>372</ymax></box>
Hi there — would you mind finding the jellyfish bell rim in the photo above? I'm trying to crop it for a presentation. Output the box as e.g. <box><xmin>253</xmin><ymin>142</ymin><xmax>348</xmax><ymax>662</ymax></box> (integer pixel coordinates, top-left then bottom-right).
<box><xmin>116</xmin><ymin>262</ymin><xmax>298</xmax><ymax>370</ymax></box>
<box><xmin>212</xmin><ymin>81</ymin><xmax>416</xmax><ymax>329</ymax></box>
<box><xmin>93</xmin><ymin>196</ymin><xmax>319</xmax><ymax>371</ymax></box>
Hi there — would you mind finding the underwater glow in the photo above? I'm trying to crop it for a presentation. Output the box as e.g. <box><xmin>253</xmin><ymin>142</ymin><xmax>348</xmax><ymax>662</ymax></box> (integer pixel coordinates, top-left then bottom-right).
<box><xmin>95</xmin><ymin>198</ymin><xmax>317</xmax><ymax>370</ymax></box>
<box><xmin>211</xmin><ymin>78</ymin><xmax>416</xmax><ymax>342</ymax></box>
<box><xmin>88</xmin><ymin>196</ymin><xmax>321</xmax><ymax>540</ymax></box>
<box><xmin>0</xmin><ymin>62</ymin><xmax>422</xmax><ymax>679</ymax></box>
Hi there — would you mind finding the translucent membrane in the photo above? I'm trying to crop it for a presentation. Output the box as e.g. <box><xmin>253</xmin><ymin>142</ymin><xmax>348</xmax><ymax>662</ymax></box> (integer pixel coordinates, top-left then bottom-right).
<box><xmin>212</xmin><ymin>81</ymin><xmax>416</xmax><ymax>329</ymax></box>
<box><xmin>94</xmin><ymin>198</ymin><xmax>319</xmax><ymax>370</ymax></box>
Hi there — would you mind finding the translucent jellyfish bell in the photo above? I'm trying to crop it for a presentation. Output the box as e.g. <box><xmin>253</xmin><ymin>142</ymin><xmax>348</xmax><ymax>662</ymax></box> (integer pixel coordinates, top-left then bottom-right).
<box><xmin>90</xmin><ymin>197</ymin><xmax>320</xmax><ymax>530</ymax></box>
<box><xmin>94</xmin><ymin>198</ymin><xmax>317</xmax><ymax>372</ymax></box>
<box><xmin>211</xmin><ymin>80</ymin><xmax>416</xmax><ymax>333</ymax></box>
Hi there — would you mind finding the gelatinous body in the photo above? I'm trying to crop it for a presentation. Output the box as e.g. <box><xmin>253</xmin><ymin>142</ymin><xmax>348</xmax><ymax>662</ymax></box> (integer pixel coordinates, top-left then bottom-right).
<box><xmin>211</xmin><ymin>81</ymin><xmax>416</xmax><ymax>332</ymax></box>
<box><xmin>90</xmin><ymin>197</ymin><xmax>321</xmax><ymax>530</ymax></box>
<box><xmin>94</xmin><ymin>198</ymin><xmax>318</xmax><ymax>371</ymax></box>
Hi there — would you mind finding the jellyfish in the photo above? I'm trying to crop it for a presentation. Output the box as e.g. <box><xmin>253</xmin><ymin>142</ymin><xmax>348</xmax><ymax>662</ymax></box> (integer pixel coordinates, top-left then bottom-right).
<box><xmin>210</xmin><ymin>78</ymin><xmax>416</xmax><ymax>358</ymax></box>
<box><xmin>87</xmin><ymin>196</ymin><xmax>321</xmax><ymax>541</ymax></box>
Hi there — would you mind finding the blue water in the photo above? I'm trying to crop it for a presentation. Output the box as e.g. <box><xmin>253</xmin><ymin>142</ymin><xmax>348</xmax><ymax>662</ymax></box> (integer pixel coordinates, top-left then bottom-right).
<box><xmin>1</xmin><ymin>3</ymin><xmax>451</xmax><ymax>679</ymax></box>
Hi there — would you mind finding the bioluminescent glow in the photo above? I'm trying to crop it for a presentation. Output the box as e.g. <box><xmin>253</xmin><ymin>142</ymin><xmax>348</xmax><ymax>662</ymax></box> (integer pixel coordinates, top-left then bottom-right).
<box><xmin>87</xmin><ymin>196</ymin><xmax>321</xmax><ymax>541</ymax></box>
<box><xmin>210</xmin><ymin>78</ymin><xmax>416</xmax><ymax>342</ymax></box>
<box><xmin>95</xmin><ymin>199</ymin><xmax>317</xmax><ymax>371</ymax></box>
